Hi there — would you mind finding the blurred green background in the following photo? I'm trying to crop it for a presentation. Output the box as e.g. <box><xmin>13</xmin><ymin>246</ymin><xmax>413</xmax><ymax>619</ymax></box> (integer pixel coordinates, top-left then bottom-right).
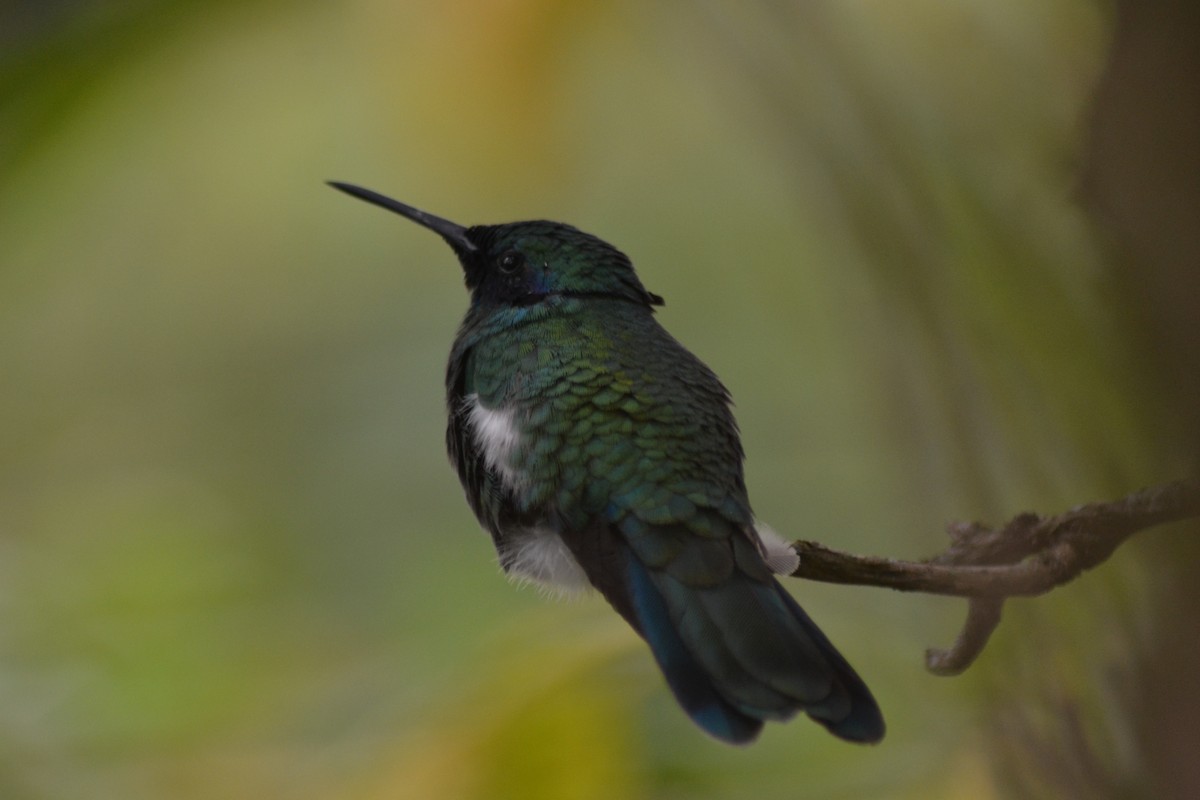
<box><xmin>2</xmin><ymin>1</ymin><xmax>1196</xmax><ymax>798</ymax></box>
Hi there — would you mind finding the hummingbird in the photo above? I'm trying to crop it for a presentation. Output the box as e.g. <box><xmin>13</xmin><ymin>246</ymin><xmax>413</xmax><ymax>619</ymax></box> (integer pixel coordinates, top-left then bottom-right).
<box><xmin>329</xmin><ymin>181</ymin><xmax>884</xmax><ymax>745</ymax></box>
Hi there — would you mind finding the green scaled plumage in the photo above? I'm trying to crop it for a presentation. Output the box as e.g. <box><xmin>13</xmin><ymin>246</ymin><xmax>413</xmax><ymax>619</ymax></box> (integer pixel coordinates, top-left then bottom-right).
<box><xmin>450</xmin><ymin>295</ymin><xmax>748</xmax><ymax>539</ymax></box>
<box><xmin>330</xmin><ymin>181</ymin><xmax>885</xmax><ymax>745</ymax></box>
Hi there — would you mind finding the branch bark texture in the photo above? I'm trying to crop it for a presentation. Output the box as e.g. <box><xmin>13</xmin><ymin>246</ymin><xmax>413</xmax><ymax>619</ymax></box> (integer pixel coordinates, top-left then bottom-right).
<box><xmin>789</xmin><ymin>480</ymin><xmax>1200</xmax><ymax>674</ymax></box>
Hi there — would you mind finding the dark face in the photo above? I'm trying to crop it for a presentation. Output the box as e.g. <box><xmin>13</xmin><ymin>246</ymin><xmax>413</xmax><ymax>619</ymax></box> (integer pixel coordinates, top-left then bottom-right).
<box><xmin>458</xmin><ymin>221</ymin><xmax>664</xmax><ymax>310</ymax></box>
<box><xmin>454</xmin><ymin>223</ymin><xmax>557</xmax><ymax>307</ymax></box>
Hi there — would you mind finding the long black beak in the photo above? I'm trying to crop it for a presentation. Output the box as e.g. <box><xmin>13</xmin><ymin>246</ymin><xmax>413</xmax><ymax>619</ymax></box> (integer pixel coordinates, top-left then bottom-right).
<box><xmin>327</xmin><ymin>181</ymin><xmax>477</xmax><ymax>254</ymax></box>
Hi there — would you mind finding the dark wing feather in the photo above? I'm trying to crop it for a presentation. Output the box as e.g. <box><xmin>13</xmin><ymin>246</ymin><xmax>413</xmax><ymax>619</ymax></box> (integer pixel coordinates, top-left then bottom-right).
<box><xmin>561</xmin><ymin>516</ymin><xmax>764</xmax><ymax>744</ymax></box>
<box><xmin>563</xmin><ymin>513</ymin><xmax>884</xmax><ymax>745</ymax></box>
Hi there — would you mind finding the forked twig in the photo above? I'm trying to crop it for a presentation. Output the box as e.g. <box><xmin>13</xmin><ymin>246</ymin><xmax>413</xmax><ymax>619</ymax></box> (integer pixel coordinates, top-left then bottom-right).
<box><xmin>789</xmin><ymin>480</ymin><xmax>1200</xmax><ymax>674</ymax></box>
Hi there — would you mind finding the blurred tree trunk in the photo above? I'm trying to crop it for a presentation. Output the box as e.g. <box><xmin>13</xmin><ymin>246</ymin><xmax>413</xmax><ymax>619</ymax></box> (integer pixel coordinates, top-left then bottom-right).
<box><xmin>1082</xmin><ymin>1</ymin><xmax>1200</xmax><ymax>798</ymax></box>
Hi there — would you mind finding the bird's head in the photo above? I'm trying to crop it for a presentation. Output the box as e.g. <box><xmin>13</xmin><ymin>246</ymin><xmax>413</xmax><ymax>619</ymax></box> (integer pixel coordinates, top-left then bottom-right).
<box><xmin>329</xmin><ymin>182</ymin><xmax>663</xmax><ymax>310</ymax></box>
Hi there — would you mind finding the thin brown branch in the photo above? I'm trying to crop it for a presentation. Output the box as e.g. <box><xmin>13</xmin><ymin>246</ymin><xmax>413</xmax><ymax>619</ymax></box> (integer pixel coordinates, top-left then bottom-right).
<box><xmin>789</xmin><ymin>480</ymin><xmax>1200</xmax><ymax>674</ymax></box>
<box><xmin>925</xmin><ymin>598</ymin><xmax>1002</xmax><ymax>677</ymax></box>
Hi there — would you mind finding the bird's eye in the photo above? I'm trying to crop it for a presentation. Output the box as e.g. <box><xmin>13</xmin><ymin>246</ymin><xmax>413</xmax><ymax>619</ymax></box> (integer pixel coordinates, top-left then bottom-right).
<box><xmin>497</xmin><ymin>250</ymin><xmax>524</xmax><ymax>274</ymax></box>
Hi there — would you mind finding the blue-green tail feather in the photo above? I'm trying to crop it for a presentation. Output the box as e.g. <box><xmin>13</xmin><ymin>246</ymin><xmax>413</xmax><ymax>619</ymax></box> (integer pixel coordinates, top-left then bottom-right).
<box><xmin>625</xmin><ymin>551</ymin><xmax>764</xmax><ymax>743</ymax></box>
<box><xmin>773</xmin><ymin>584</ymin><xmax>885</xmax><ymax>742</ymax></box>
<box><xmin>563</xmin><ymin>518</ymin><xmax>883</xmax><ymax>744</ymax></box>
<box><xmin>625</xmin><ymin>540</ymin><xmax>884</xmax><ymax>744</ymax></box>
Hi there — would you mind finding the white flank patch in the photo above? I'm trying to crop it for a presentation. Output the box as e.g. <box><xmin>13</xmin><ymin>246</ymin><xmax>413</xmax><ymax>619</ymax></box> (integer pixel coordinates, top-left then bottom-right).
<box><xmin>465</xmin><ymin>394</ymin><xmax>523</xmax><ymax>488</ymax></box>
<box><xmin>755</xmin><ymin>521</ymin><xmax>801</xmax><ymax>575</ymax></box>
<box><xmin>502</xmin><ymin>527</ymin><xmax>589</xmax><ymax>596</ymax></box>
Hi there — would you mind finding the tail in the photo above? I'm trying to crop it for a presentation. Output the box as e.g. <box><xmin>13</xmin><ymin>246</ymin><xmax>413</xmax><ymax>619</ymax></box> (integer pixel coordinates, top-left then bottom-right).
<box><xmin>566</xmin><ymin>519</ymin><xmax>884</xmax><ymax>745</ymax></box>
